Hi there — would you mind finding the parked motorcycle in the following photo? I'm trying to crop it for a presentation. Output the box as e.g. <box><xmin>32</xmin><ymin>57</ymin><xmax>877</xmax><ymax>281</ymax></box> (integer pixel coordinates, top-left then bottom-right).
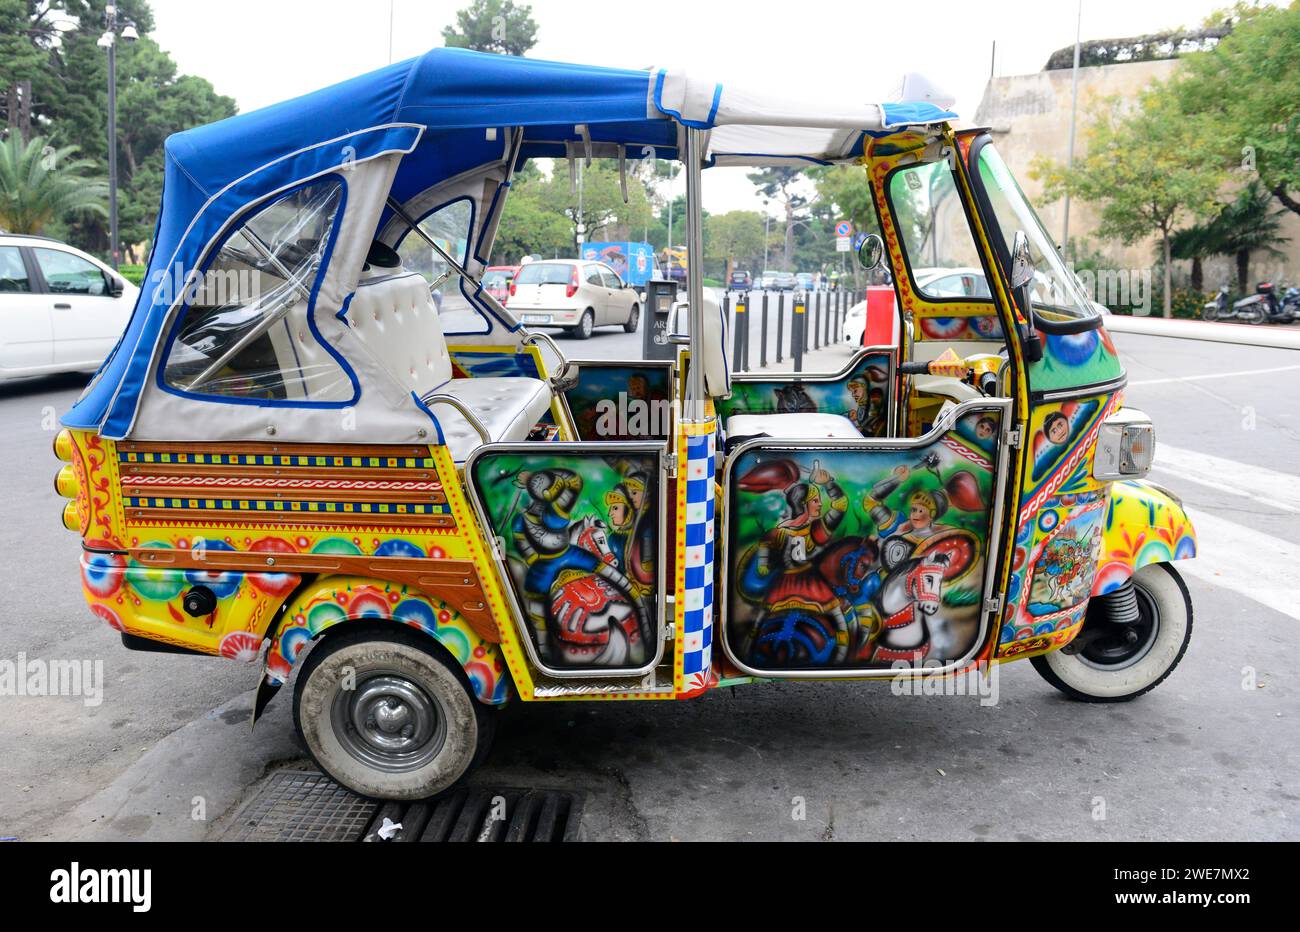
<box><xmin>1202</xmin><ymin>285</ymin><xmax>1231</xmax><ymax>321</ymax></box>
<box><xmin>1279</xmin><ymin>283</ymin><xmax>1300</xmax><ymax>321</ymax></box>
<box><xmin>1203</xmin><ymin>283</ymin><xmax>1273</xmax><ymax>324</ymax></box>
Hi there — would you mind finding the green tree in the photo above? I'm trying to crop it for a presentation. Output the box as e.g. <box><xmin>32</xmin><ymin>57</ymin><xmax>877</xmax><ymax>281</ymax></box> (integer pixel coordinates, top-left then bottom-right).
<box><xmin>537</xmin><ymin>160</ymin><xmax>653</xmax><ymax>249</ymax></box>
<box><xmin>1171</xmin><ymin>181</ymin><xmax>1288</xmax><ymax>293</ymax></box>
<box><xmin>704</xmin><ymin>210</ymin><xmax>764</xmax><ymax>279</ymax></box>
<box><xmin>1172</xmin><ymin>3</ymin><xmax>1300</xmax><ymax>217</ymax></box>
<box><xmin>1032</xmin><ymin>88</ymin><xmax>1227</xmax><ymax>317</ymax></box>
<box><xmin>495</xmin><ymin>163</ymin><xmax>572</xmax><ymax>261</ymax></box>
<box><xmin>442</xmin><ymin>0</ymin><xmax>538</xmax><ymax>56</ymax></box>
<box><xmin>0</xmin><ymin>134</ymin><xmax>106</xmax><ymax>233</ymax></box>
<box><xmin>747</xmin><ymin>166</ymin><xmax>808</xmax><ymax>269</ymax></box>
<box><xmin>35</xmin><ymin>1</ymin><xmax>234</xmax><ymax>259</ymax></box>
<box><xmin>0</xmin><ymin>0</ymin><xmax>61</xmax><ymax>141</ymax></box>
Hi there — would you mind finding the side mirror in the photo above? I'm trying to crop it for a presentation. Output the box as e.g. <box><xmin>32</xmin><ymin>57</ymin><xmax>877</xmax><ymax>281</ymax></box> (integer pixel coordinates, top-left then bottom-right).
<box><xmin>107</xmin><ymin>276</ymin><xmax>124</xmax><ymax>298</ymax></box>
<box><xmin>1009</xmin><ymin>230</ymin><xmax>1033</xmax><ymax>289</ymax></box>
<box><xmin>1008</xmin><ymin>230</ymin><xmax>1043</xmax><ymax>363</ymax></box>
<box><xmin>856</xmin><ymin>233</ymin><xmax>884</xmax><ymax>271</ymax></box>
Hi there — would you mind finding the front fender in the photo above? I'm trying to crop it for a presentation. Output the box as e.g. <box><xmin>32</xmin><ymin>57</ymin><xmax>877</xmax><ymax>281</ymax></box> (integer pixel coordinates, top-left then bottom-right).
<box><xmin>1092</xmin><ymin>480</ymin><xmax>1197</xmax><ymax>595</ymax></box>
<box><xmin>255</xmin><ymin>575</ymin><xmax>510</xmax><ymax>721</ymax></box>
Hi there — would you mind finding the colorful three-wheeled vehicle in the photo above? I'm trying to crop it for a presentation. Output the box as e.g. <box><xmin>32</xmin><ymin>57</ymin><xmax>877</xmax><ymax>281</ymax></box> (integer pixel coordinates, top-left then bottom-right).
<box><xmin>54</xmin><ymin>49</ymin><xmax>1196</xmax><ymax>799</ymax></box>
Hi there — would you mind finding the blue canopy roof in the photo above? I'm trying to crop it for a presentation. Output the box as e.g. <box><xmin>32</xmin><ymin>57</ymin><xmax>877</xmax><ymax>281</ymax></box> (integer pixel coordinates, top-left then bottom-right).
<box><xmin>64</xmin><ymin>48</ymin><xmax>957</xmax><ymax>437</ymax></box>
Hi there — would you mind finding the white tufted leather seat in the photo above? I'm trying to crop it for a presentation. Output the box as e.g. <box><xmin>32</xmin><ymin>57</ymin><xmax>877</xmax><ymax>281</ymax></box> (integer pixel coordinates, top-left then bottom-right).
<box><xmin>346</xmin><ymin>267</ymin><xmax>551</xmax><ymax>460</ymax></box>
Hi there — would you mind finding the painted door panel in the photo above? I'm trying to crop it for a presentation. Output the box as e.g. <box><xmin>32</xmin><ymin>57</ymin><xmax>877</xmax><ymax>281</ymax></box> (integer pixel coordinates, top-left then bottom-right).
<box><xmin>722</xmin><ymin>402</ymin><xmax>1007</xmax><ymax>675</ymax></box>
<box><xmin>717</xmin><ymin>349</ymin><xmax>896</xmax><ymax>438</ymax></box>
<box><xmin>562</xmin><ymin>361</ymin><xmax>674</xmax><ymax>442</ymax></box>
<box><xmin>468</xmin><ymin>443</ymin><xmax>664</xmax><ymax>676</ymax></box>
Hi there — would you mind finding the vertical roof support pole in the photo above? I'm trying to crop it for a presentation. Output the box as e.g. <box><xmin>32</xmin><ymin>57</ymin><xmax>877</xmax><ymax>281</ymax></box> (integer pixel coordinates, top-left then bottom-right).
<box><xmin>683</xmin><ymin>126</ymin><xmax>707</xmax><ymax>421</ymax></box>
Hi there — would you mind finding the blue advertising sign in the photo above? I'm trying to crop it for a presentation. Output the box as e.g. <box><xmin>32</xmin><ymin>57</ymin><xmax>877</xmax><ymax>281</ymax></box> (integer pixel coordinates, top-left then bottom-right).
<box><xmin>581</xmin><ymin>242</ymin><xmax>658</xmax><ymax>286</ymax></box>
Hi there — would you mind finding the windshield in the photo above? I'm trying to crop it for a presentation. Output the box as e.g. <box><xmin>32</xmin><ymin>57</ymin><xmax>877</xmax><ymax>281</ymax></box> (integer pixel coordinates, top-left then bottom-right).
<box><xmin>515</xmin><ymin>262</ymin><xmax>572</xmax><ymax>286</ymax></box>
<box><xmin>973</xmin><ymin>142</ymin><xmax>1098</xmax><ymax>326</ymax></box>
<box><xmin>482</xmin><ymin>269</ymin><xmax>511</xmax><ymax>286</ymax></box>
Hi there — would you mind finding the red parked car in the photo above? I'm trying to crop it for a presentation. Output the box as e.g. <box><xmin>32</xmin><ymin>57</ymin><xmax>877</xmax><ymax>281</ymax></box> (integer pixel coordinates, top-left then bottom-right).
<box><xmin>483</xmin><ymin>265</ymin><xmax>519</xmax><ymax>304</ymax></box>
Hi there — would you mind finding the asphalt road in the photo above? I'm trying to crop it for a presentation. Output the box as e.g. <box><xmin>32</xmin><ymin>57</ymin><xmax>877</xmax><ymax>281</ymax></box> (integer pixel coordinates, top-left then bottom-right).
<box><xmin>1</xmin><ymin>326</ymin><xmax>1296</xmax><ymax>840</ymax></box>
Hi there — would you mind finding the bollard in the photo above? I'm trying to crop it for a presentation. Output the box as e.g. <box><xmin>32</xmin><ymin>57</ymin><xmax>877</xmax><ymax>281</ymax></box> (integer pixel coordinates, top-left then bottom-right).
<box><xmin>776</xmin><ymin>291</ymin><xmax>785</xmax><ymax>364</ymax></box>
<box><xmin>733</xmin><ymin>295</ymin><xmax>743</xmax><ymax>374</ymax></box>
<box><xmin>793</xmin><ymin>296</ymin><xmax>805</xmax><ymax>373</ymax></box>
<box><xmin>812</xmin><ymin>291</ymin><xmax>821</xmax><ymax>350</ymax></box>
<box><xmin>759</xmin><ymin>291</ymin><xmax>769</xmax><ymax>368</ymax></box>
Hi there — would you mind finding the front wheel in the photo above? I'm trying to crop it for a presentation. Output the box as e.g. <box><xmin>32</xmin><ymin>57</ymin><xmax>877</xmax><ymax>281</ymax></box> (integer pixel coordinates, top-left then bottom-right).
<box><xmin>623</xmin><ymin>303</ymin><xmax>640</xmax><ymax>333</ymax></box>
<box><xmin>1030</xmin><ymin>563</ymin><xmax>1192</xmax><ymax>702</ymax></box>
<box><xmin>293</xmin><ymin>627</ymin><xmax>494</xmax><ymax>799</ymax></box>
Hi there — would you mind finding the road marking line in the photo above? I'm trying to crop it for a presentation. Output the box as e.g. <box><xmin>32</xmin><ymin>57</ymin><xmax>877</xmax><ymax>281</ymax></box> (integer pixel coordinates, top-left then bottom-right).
<box><xmin>1152</xmin><ymin>445</ymin><xmax>1300</xmax><ymax>515</ymax></box>
<box><xmin>1128</xmin><ymin>364</ymin><xmax>1300</xmax><ymax>387</ymax></box>
<box><xmin>1177</xmin><ymin>507</ymin><xmax>1300</xmax><ymax>622</ymax></box>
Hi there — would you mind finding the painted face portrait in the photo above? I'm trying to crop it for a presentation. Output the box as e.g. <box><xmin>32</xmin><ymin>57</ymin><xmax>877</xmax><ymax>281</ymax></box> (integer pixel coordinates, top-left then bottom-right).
<box><xmin>1044</xmin><ymin>412</ymin><xmax>1070</xmax><ymax>445</ymax></box>
<box><xmin>975</xmin><ymin>417</ymin><xmax>996</xmax><ymax>440</ymax></box>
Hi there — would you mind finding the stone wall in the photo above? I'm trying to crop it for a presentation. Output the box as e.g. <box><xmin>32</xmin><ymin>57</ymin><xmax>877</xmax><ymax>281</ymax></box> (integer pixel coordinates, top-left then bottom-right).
<box><xmin>972</xmin><ymin>60</ymin><xmax>1300</xmax><ymax>296</ymax></box>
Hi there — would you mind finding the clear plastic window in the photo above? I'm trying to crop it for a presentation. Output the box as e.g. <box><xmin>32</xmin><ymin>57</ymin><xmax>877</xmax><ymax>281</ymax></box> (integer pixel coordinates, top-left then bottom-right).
<box><xmin>886</xmin><ymin>161</ymin><xmax>986</xmax><ymax>299</ymax></box>
<box><xmin>163</xmin><ymin>180</ymin><xmax>350</xmax><ymax>402</ymax></box>
<box><xmin>395</xmin><ymin>198</ymin><xmax>475</xmax><ymax>329</ymax></box>
<box><xmin>974</xmin><ymin>143</ymin><xmax>1098</xmax><ymax>325</ymax></box>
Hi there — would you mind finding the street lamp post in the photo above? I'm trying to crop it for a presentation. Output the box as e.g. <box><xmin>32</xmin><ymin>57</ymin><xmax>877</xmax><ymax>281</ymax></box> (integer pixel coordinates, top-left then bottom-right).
<box><xmin>98</xmin><ymin>4</ymin><xmax>138</xmax><ymax>271</ymax></box>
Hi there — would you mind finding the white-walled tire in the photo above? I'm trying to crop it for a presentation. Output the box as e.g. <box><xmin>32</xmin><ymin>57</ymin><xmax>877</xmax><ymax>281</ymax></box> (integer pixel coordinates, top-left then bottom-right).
<box><xmin>1030</xmin><ymin>563</ymin><xmax>1192</xmax><ymax>702</ymax></box>
<box><xmin>293</xmin><ymin>627</ymin><xmax>493</xmax><ymax>799</ymax></box>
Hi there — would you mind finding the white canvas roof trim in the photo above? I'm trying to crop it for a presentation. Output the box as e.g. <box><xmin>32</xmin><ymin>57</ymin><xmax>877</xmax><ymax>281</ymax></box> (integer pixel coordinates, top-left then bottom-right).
<box><xmin>651</xmin><ymin>69</ymin><xmax>956</xmax><ymax>165</ymax></box>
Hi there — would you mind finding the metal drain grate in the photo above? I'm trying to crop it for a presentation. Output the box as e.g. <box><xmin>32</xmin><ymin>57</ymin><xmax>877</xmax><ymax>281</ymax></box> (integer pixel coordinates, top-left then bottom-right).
<box><xmin>217</xmin><ymin>770</ymin><xmax>583</xmax><ymax>842</ymax></box>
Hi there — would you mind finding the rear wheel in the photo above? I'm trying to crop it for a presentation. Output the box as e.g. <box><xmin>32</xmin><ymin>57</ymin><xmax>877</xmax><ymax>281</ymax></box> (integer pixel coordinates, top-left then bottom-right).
<box><xmin>569</xmin><ymin>309</ymin><xmax>594</xmax><ymax>340</ymax></box>
<box><xmin>623</xmin><ymin>303</ymin><xmax>640</xmax><ymax>333</ymax></box>
<box><xmin>293</xmin><ymin>626</ymin><xmax>494</xmax><ymax>799</ymax></box>
<box><xmin>1030</xmin><ymin>563</ymin><xmax>1192</xmax><ymax>702</ymax></box>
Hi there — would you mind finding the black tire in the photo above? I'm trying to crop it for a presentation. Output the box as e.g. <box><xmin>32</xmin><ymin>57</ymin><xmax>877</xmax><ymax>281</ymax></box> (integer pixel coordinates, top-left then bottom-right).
<box><xmin>1031</xmin><ymin>563</ymin><xmax>1192</xmax><ymax>703</ymax></box>
<box><xmin>292</xmin><ymin>626</ymin><xmax>495</xmax><ymax>799</ymax></box>
<box><xmin>569</xmin><ymin>309</ymin><xmax>594</xmax><ymax>340</ymax></box>
<box><xmin>623</xmin><ymin>303</ymin><xmax>640</xmax><ymax>333</ymax></box>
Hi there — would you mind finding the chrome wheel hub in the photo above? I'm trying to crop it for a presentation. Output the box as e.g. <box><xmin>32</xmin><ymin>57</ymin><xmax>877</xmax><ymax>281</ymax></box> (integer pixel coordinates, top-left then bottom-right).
<box><xmin>332</xmin><ymin>673</ymin><xmax>446</xmax><ymax>773</ymax></box>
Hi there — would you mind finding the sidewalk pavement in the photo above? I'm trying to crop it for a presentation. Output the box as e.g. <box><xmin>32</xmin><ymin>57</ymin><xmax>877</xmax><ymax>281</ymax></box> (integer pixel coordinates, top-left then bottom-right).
<box><xmin>39</xmin><ymin>689</ymin><xmax>302</xmax><ymax>841</ymax></box>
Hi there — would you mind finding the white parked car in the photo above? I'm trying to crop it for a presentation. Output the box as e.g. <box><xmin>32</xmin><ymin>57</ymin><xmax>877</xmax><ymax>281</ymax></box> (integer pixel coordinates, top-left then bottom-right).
<box><xmin>508</xmin><ymin>259</ymin><xmax>640</xmax><ymax>339</ymax></box>
<box><xmin>841</xmin><ymin>266</ymin><xmax>988</xmax><ymax>343</ymax></box>
<box><xmin>0</xmin><ymin>234</ymin><xmax>137</xmax><ymax>380</ymax></box>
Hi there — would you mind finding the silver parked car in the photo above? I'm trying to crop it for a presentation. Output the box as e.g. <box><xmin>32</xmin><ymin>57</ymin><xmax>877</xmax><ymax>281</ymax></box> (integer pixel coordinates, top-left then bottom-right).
<box><xmin>509</xmin><ymin>259</ymin><xmax>640</xmax><ymax>339</ymax></box>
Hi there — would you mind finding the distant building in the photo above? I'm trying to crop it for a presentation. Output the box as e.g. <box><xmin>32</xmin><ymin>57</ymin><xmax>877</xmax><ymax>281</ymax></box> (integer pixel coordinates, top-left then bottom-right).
<box><xmin>973</xmin><ymin>41</ymin><xmax>1300</xmax><ymax>297</ymax></box>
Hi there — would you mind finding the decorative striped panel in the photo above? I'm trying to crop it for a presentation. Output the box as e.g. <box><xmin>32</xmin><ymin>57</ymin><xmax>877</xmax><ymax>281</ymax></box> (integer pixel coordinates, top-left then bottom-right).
<box><xmin>680</xmin><ymin>425</ymin><xmax>715</xmax><ymax>689</ymax></box>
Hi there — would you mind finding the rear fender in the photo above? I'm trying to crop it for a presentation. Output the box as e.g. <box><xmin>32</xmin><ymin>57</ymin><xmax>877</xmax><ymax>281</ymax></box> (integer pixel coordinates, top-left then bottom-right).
<box><xmin>1092</xmin><ymin>480</ymin><xmax>1197</xmax><ymax>596</ymax></box>
<box><xmin>253</xmin><ymin>575</ymin><xmax>510</xmax><ymax>723</ymax></box>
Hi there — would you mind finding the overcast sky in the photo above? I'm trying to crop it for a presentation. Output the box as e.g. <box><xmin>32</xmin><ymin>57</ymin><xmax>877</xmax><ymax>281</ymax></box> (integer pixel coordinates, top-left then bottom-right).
<box><xmin>149</xmin><ymin>0</ymin><xmax>1250</xmax><ymax>215</ymax></box>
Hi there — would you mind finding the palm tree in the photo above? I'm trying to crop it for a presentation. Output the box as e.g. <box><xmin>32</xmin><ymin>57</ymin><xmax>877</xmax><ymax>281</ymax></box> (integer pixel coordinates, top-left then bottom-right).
<box><xmin>1170</xmin><ymin>182</ymin><xmax>1288</xmax><ymax>294</ymax></box>
<box><xmin>0</xmin><ymin>135</ymin><xmax>108</xmax><ymax>235</ymax></box>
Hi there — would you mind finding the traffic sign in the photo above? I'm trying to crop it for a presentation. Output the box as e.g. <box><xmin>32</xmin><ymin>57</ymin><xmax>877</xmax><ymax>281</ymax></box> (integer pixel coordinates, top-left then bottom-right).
<box><xmin>836</xmin><ymin>236</ymin><xmax>851</xmax><ymax>253</ymax></box>
<box><xmin>835</xmin><ymin>220</ymin><xmax>853</xmax><ymax>237</ymax></box>
<box><xmin>852</xmin><ymin>232</ymin><xmax>868</xmax><ymax>250</ymax></box>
